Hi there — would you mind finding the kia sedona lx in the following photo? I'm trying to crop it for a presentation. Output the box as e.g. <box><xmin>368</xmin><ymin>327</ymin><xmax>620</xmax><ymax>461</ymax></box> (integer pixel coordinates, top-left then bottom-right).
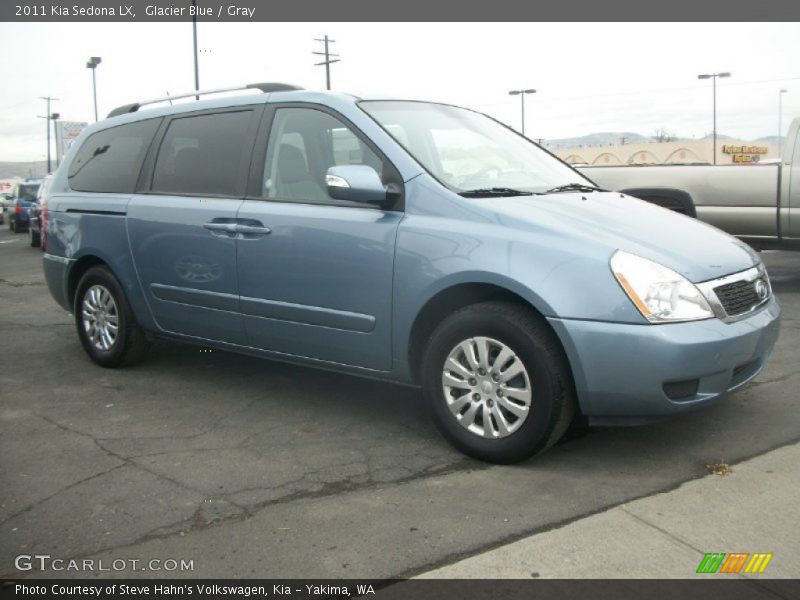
<box><xmin>42</xmin><ymin>83</ymin><xmax>781</xmax><ymax>463</ymax></box>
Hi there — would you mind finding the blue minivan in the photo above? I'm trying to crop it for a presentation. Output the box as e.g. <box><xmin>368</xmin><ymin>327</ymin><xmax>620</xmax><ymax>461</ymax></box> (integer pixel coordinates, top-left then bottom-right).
<box><xmin>43</xmin><ymin>83</ymin><xmax>780</xmax><ymax>462</ymax></box>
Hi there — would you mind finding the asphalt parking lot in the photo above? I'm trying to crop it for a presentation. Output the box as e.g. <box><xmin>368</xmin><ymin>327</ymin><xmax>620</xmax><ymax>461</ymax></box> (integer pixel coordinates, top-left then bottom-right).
<box><xmin>1</xmin><ymin>225</ymin><xmax>798</xmax><ymax>579</ymax></box>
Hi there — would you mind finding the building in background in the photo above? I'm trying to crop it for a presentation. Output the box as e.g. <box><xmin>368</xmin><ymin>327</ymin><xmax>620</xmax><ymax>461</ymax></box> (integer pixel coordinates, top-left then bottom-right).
<box><xmin>550</xmin><ymin>139</ymin><xmax>778</xmax><ymax>166</ymax></box>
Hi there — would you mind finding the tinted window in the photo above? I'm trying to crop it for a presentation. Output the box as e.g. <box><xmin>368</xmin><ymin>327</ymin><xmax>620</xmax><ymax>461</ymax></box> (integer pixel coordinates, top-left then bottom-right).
<box><xmin>17</xmin><ymin>183</ymin><xmax>40</xmax><ymax>202</ymax></box>
<box><xmin>68</xmin><ymin>119</ymin><xmax>160</xmax><ymax>193</ymax></box>
<box><xmin>262</xmin><ymin>108</ymin><xmax>385</xmax><ymax>204</ymax></box>
<box><xmin>152</xmin><ymin>110</ymin><xmax>253</xmax><ymax>196</ymax></box>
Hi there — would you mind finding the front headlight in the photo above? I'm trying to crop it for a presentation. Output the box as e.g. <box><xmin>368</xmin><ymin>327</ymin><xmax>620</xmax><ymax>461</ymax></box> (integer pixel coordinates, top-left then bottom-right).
<box><xmin>610</xmin><ymin>250</ymin><xmax>714</xmax><ymax>323</ymax></box>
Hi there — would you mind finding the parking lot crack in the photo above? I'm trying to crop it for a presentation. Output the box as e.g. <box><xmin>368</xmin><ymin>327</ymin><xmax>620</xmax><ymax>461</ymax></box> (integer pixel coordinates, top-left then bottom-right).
<box><xmin>0</xmin><ymin>463</ymin><xmax>126</xmax><ymax>528</ymax></box>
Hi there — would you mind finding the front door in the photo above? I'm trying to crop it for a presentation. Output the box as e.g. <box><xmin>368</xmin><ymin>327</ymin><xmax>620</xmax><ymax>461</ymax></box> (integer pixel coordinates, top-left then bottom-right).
<box><xmin>235</xmin><ymin>106</ymin><xmax>403</xmax><ymax>370</ymax></box>
<box><xmin>128</xmin><ymin>107</ymin><xmax>260</xmax><ymax>344</ymax></box>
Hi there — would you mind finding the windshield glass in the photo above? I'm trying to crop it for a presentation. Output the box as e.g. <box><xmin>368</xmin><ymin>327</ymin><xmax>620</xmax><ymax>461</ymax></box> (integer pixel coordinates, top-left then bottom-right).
<box><xmin>17</xmin><ymin>183</ymin><xmax>40</xmax><ymax>202</ymax></box>
<box><xmin>360</xmin><ymin>101</ymin><xmax>592</xmax><ymax>194</ymax></box>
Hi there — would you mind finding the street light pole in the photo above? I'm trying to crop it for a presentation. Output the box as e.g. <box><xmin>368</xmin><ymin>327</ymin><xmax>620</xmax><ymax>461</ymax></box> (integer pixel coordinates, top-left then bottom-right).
<box><xmin>697</xmin><ymin>72</ymin><xmax>730</xmax><ymax>165</ymax></box>
<box><xmin>779</xmin><ymin>89</ymin><xmax>788</xmax><ymax>158</ymax></box>
<box><xmin>508</xmin><ymin>89</ymin><xmax>536</xmax><ymax>137</ymax></box>
<box><xmin>51</xmin><ymin>113</ymin><xmax>61</xmax><ymax>168</ymax></box>
<box><xmin>192</xmin><ymin>0</ymin><xmax>199</xmax><ymax>99</ymax></box>
<box><xmin>86</xmin><ymin>56</ymin><xmax>102</xmax><ymax>121</ymax></box>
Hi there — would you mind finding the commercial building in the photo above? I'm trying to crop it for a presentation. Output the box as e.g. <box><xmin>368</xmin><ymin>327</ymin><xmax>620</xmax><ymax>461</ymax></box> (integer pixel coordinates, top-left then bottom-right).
<box><xmin>549</xmin><ymin>139</ymin><xmax>779</xmax><ymax>166</ymax></box>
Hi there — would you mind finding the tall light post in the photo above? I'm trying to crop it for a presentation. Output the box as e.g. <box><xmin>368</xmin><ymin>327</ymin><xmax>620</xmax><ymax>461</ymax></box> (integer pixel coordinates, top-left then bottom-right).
<box><xmin>51</xmin><ymin>113</ymin><xmax>61</xmax><ymax>168</ymax></box>
<box><xmin>192</xmin><ymin>0</ymin><xmax>199</xmax><ymax>99</ymax></box>
<box><xmin>779</xmin><ymin>89</ymin><xmax>788</xmax><ymax>157</ymax></box>
<box><xmin>508</xmin><ymin>89</ymin><xmax>536</xmax><ymax>137</ymax></box>
<box><xmin>86</xmin><ymin>56</ymin><xmax>102</xmax><ymax>121</ymax></box>
<box><xmin>697</xmin><ymin>72</ymin><xmax>730</xmax><ymax>165</ymax></box>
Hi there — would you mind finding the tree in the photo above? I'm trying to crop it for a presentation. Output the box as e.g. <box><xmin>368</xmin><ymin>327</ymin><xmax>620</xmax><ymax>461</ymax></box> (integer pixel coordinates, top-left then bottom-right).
<box><xmin>652</xmin><ymin>128</ymin><xmax>676</xmax><ymax>143</ymax></box>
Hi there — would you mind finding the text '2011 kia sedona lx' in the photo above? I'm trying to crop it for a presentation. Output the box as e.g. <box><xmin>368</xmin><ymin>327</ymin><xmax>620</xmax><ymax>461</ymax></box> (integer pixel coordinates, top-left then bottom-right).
<box><xmin>42</xmin><ymin>83</ymin><xmax>781</xmax><ymax>463</ymax></box>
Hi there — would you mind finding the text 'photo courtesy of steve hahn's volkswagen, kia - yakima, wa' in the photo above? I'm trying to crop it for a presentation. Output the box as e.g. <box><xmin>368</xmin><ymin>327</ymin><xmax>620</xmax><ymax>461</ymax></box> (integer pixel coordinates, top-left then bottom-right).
<box><xmin>41</xmin><ymin>83</ymin><xmax>780</xmax><ymax>463</ymax></box>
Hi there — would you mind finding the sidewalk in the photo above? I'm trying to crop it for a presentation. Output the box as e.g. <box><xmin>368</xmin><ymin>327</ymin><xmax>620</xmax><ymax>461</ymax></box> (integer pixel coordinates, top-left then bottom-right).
<box><xmin>419</xmin><ymin>442</ymin><xmax>800</xmax><ymax>578</ymax></box>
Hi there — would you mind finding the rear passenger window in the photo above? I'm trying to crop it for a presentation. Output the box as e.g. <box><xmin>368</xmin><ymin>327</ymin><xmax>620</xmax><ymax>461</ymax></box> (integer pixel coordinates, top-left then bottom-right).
<box><xmin>68</xmin><ymin>119</ymin><xmax>160</xmax><ymax>193</ymax></box>
<box><xmin>151</xmin><ymin>110</ymin><xmax>253</xmax><ymax>197</ymax></box>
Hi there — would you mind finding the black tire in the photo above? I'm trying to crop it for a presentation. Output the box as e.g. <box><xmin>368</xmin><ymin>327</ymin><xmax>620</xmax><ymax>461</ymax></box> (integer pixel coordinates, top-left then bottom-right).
<box><xmin>29</xmin><ymin>228</ymin><xmax>41</xmax><ymax>247</ymax></box>
<box><xmin>74</xmin><ymin>266</ymin><xmax>150</xmax><ymax>368</ymax></box>
<box><xmin>421</xmin><ymin>301</ymin><xmax>576</xmax><ymax>464</ymax></box>
<box><xmin>9</xmin><ymin>218</ymin><xmax>15</xmax><ymax>232</ymax></box>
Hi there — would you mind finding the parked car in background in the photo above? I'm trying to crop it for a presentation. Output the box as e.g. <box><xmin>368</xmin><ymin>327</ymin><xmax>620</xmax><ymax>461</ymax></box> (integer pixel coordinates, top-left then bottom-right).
<box><xmin>43</xmin><ymin>84</ymin><xmax>780</xmax><ymax>463</ymax></box>
<box><xmin>578</xmin><ymin>117</ymin><xmax>800</xmax><ymax>251</ymax></box>
<box><xmin>6</xmin><ymin>180</ymin><xmax>41</xmax><ymax>233</ymax></box>
<box><xmin>28</xmin><ymin>175</ymin><xmax>52</xmax><ymax>248</ymax></box>
<box><xmin>0</xmin><ymin>192</ymin><xmax>12</xmax><ymax>224</ymax></box>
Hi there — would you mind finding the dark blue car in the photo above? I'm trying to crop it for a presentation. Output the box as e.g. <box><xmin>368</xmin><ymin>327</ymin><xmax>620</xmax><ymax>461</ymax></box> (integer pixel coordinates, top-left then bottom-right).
<box><xmin>7</xmin><ymin>180</ymin><xmax>41</xmax><ymax>233</ymax></box>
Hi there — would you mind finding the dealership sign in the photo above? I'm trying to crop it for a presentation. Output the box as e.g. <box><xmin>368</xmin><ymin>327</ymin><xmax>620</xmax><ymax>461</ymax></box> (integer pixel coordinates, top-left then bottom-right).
<box><xmin>722</xmin><ymin>144</ymin><xmax>769</xmax><ymax>163</ymax></box>
<box><xmin>55</xmin><ymin>121</ymin><xmax>88</xmax><ymax>162</ymax></box>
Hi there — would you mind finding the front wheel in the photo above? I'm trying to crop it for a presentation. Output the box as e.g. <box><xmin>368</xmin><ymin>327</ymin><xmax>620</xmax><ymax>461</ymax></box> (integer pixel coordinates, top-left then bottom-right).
<box><xmin>421</xmin><ymin>302</ymin><xmax>576</xmax><ymax>464</ymax></box>
<box><xmin>75</xmin><ymin>266</ymin><xmax>150</xmax><ymax>368</ymax></box>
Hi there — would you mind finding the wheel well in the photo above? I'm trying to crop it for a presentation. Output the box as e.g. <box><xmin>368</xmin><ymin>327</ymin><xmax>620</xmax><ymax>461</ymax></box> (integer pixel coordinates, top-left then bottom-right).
<box><xmin>408</xmin><ymin>283</ymin><xmax>547</xmax><ymax>384</ymax></box>
<box><xmin>67</xmin><ymin>255</ymin><xmax>108</xmax><ymax>311</ymax></box>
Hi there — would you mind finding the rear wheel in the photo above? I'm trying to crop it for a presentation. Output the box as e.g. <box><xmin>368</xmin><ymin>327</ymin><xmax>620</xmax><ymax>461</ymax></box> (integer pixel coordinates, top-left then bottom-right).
<box><xmin>75</xmin><ymin>266</ymin><xmax>150</xmax><ymax>368</ymax></box>
<box><xmin>29</xmin><ymin>227</ymin><xmax>41</xmax><ymax>247</ymax></box>
<box><xmin>421</xmin><ymin>301</ymin><xmax>576</xmax><ymax>464</ymax></box>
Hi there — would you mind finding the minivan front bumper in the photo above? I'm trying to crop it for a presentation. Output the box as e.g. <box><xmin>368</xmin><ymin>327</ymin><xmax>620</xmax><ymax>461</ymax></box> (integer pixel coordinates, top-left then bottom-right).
<box><xmin>548</xmin><ymin>298</ymin><xmax>781</xmax><ymax>419</ymax></box>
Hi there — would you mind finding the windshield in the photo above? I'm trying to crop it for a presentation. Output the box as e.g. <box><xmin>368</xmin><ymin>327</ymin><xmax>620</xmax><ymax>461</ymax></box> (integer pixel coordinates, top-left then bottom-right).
<box><xmin>17</xmin><ymin>183</ymin><xmax>40</xmax><ymax>202</ymax></box>
<box><xmin>360</xmin><ymin>101</ymin><xmax>592</xmax><ymax>195</ymax></box>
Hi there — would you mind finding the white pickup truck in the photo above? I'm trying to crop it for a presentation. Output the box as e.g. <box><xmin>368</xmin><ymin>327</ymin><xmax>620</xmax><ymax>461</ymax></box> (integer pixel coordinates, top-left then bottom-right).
<box><xmin>578</xmin><ymin>117</ymin><xmax>800</xmax><ymax>250</ymax></box>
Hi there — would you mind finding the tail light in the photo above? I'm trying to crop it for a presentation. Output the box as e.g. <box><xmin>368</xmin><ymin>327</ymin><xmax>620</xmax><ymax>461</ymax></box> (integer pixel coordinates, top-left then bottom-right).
<box><xmin>42</xmin><ymin>203</ymin><xmax>48</xmax><ymax>234</ymax></box>
<box><xmin>15</xmin><ymin>205</ymin><xmax>22</xmax><ymax>215</ymax></box>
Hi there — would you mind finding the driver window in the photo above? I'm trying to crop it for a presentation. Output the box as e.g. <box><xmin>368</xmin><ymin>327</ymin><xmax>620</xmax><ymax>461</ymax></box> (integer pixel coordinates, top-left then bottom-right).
<box><xmin>262</xmin><ymin>107</ymin><xmax>385</xmax><ymax>204</ymax></box>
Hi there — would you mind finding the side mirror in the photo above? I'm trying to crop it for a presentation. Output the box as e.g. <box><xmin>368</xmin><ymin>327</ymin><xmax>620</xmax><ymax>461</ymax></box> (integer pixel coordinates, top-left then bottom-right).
<box><xmin>326</xmin><ymin>165</ymin><xmax>387</xmax><ymax>205</ymax></box>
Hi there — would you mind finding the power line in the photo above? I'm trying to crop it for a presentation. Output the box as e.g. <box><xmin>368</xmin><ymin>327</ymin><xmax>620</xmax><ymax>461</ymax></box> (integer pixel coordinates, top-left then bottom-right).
<box><xmin>313</xmin><ymin>35</ymin><xmax>340</xmax><ymax>90</ymax></box>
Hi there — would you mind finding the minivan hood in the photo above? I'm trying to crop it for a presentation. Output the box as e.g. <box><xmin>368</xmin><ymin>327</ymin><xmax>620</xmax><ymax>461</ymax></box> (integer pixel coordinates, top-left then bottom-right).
<box><xmin>489</xmin><ymin>191</ymin><xmax>759</xmax><ymax>282</ymax></box>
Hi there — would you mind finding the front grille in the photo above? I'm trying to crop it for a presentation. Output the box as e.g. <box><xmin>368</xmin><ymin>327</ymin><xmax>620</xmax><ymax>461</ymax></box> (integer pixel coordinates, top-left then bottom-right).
<box><xmin>713</xmin><ymin>279</ymin><xmax>763</xmax><ymax>316</ymax></box>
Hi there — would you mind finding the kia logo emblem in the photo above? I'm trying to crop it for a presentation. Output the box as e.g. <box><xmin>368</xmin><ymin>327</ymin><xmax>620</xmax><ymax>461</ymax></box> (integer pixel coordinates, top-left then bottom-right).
<box><xmin>755</xmin><ymin>279</ymin><xmax>768</xmax><ymax>300</ymax></box>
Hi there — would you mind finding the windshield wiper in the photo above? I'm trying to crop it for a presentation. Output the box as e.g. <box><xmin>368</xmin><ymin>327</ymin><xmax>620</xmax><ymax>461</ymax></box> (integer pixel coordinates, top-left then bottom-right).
<box><xmin>459</xmin><ymin>187</ymin><xmax>533</xmax><ymax>198</ymax></box>
<box><xmin>543</xmin><ymin>183</ymin><xmax>608</xmax><ymax>194</ymax></box>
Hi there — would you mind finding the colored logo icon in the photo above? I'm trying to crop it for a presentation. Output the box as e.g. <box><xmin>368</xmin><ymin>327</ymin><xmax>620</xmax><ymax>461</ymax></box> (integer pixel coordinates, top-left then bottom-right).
<box><xmin>696</xmin><ymin>552</ymin><xmax>773</xmax><ymax>574</ymax></box>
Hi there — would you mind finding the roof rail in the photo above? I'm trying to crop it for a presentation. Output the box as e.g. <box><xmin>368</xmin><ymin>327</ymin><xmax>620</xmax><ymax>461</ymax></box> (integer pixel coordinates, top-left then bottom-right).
<box><xmin>106</xmin><ymin>82</ymin><xmax>304</xmax><ymax>118</ymax></box>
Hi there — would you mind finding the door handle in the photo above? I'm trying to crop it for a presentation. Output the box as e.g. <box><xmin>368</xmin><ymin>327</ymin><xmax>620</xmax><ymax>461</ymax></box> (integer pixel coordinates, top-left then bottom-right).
<box><xmin>235</xmin><ymin>224</ymin><xmax>272</xmax><ymax>235</ymax></box>
<box><xmin>203</xmin><ymin>222</ymin><xmax>239</xmax><ymax>238</ymax></box>
<box><xmin>203</xmin><ymin>222</ymin><xmax>238</xmax><ymax>233</ymax></box>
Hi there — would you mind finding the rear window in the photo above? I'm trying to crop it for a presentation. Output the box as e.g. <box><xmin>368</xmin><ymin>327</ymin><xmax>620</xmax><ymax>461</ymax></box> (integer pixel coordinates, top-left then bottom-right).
<box><xmin>17</xmin><ymin>184</ymin><xmax>39</xmax><ymax>202</ymax></box>
<box><xmin>68</xmin><ymin>119</ymin><xmax>160</xmax><ymax>193</ymax></box>
<box><xmin>151</xmin><ymin>110</ymin><xmax>253</xmax><ymax>197</ymax></box>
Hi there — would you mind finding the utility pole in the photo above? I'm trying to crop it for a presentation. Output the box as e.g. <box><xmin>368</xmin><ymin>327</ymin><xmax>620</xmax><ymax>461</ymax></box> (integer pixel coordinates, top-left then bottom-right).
<box><xmin>313</xmin><ymin>35</ymin><xmax>340</xmax><ymax>90</ymax></box>
<box><xmin>620</xmin><ymin>136</ymin><xmax>628</xmax><ymax>146</ymax></box>
<box><xmin>38</xmin><ymin>96</ymin><xmax>58</xmax><ymax>174</ymax></box>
